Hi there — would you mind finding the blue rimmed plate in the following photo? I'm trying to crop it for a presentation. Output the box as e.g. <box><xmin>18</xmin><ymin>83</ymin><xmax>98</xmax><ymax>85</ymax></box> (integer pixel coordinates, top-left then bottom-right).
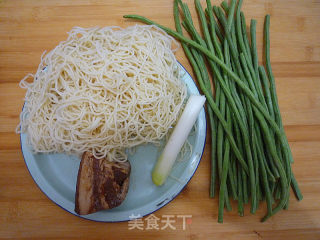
<box><xmin>20</xmin><ymin>62</ymin><xmax>206</xmax><ymax>222</ymax></box>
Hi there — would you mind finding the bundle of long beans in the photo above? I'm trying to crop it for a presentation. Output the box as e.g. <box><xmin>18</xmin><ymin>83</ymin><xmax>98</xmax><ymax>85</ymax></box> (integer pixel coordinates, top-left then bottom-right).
<box><xmin>124</xmin><ymin>0</ymin><xmax>303</xmax><ymax>222</ymax></box>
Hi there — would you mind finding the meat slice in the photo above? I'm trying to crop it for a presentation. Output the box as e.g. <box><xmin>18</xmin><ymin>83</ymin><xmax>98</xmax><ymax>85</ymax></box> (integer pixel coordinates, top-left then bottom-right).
<box><xmin>75</xmin><ymin>151</ymin><xmax>131</xmax><ymax>215</ymax></box>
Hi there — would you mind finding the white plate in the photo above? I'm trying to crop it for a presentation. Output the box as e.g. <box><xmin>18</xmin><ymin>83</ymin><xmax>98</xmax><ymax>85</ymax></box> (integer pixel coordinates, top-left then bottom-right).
<box><xmin>20</xmin><ymin>62</ymin><xmax>207</xmax><ymax>222</ymax></box>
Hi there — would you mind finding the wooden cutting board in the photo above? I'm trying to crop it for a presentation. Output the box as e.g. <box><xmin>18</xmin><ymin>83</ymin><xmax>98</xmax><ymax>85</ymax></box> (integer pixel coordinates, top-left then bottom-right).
<box><xmin>0</xmin><ymin>0</ymin><xmax>319</xmax><ymax>239</ymax></box>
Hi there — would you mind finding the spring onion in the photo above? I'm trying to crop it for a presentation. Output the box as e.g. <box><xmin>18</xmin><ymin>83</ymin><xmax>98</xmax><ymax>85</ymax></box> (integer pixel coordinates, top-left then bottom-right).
<box><xmin>152</xmin><ymin>95</ymin><xmax>206</xmax><ymax>186</ymax></box>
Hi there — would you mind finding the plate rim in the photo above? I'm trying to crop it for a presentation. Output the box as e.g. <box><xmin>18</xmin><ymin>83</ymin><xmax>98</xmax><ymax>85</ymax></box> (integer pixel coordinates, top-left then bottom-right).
<box><xmin>20</xmin><ymin>61</ymin><xmax>207</xmax><ymax>222</ymax></box>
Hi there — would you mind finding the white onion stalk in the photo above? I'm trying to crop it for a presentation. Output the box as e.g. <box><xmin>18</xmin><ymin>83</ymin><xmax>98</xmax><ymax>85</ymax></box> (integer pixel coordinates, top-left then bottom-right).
<box><xmin>152</xmin><ymin>95</ymin><xmax>206</xmax><ymax>186</ymax></box>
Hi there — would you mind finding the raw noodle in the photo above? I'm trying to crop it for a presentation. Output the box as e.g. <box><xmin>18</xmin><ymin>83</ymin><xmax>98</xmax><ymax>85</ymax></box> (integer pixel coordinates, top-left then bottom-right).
<box><xmin>17</xmin><ymin>25</ymin><xmax>187</xmax><ymax>161</ymax></box>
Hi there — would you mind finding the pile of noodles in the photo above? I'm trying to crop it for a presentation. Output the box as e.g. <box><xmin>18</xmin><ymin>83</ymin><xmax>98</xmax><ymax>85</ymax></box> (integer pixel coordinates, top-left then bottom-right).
<box><xmin>17</xmin><ymin>25</ymin><xmax>187</xmax><ymax>161</ymax></box>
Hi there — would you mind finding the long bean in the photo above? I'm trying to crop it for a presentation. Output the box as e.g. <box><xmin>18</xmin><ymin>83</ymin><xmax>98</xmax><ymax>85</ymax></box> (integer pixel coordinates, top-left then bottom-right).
<box><xmin>124</xmin><ymin>0</ymin><xmax>302</xmax><ymax>222</ymax></box>
<box><xmin>195</xmin><ymin>1</ymin><xmax>250</xmax><ymax>217</ymax></box>
<box><xmin>291</xmin><ymin>173</ymin><xmax>303</xmax><ymax>201</ymax></box>
<box><xmin>171</xmin><ymin>1</ymin><xmax>250</xmax><ymax>173</ymax></box>
<box><xmin>254</xmin><ymin>123</ymin><xmax>276</xmax><ymax>182</ymax></box>
<box><xmin>264</xmin><ymin>15</ymin><xmax>293</xmax><ymax>183</ymax></box>
<box><xmin>250</xmin><ymin>19</ymin><xmax>262</xmax><ymax>100</ymax></box>
<box><xmin>204</xmin><ymin>8</ymin><xmax>224</xmax><ymax>42</ymax></box>
<box><xmin>180</xmin><ymin>3</ymin><xmax>253</xmax><ymax>178</ymax></box>
<box><xmin>196</xmin><ymin>0</ymin><xmax>235</xmax><ymax>213</ymax></box>
<box><xmin>215</xmin><ymin>6</ymin><xmax>257</xmax><ymax>212</ymax></box>
<box><xmin>256</xmin><ymin>135</ymin><xmax>273</xmax><ymax>216</ymax></box>
<box><xmin>206</xmin><ymin>0</ymin><xmax>223</xmax><ymax>60</ymax></box>
<box><xmin>208</xmin><ymin>107</ymin><xmax>217</xmax><ymax>198</ymax></box>
<box><xmin>181</xmin><ymin>1</ymin><xmax>233</xmax><ymax>211</ymax></box>
<box><xmin>245</xmin><ymin>20</ymin><xmax>269</xmax><ymax>110</ymax></box>
<box><xmin>192</xmin><ymin>49</ymin><xmax>233</xmax><ymax>207</ymax></box>
<box><xmin>264</xmin><ymin>15</ymin><xmax>281</xmax><ymax>126</ymax></box>
<box><xmin>218</xmin><ymin>130</ymin><xmax>232</xmax><ymax>222</ymax></box>
<box><xmin>221</xmin><ymin>2</ymin><xmax>229</xmax><ymax>14</ymax></box>
<box><xmin>240</xmin><ymin>12</ymin><xmax>253</xmax><ymax>65</ymax></box>
<box><xmin>123</xmin><ymin>14</ymin><xmax>292</xmax><ymax>153</ymax></box>
<box><xmin>223</xmin><ymin>39</ymin><xmax>237</xmax><ymax>200</ymax></box>
<box><xmin>226</xmin><ymin>0</ymin><xmax>237</xmax><ymax>31</ymax></box>
<box><xmin>237</xmin><ymin>163</ymin><xmax>244</xmax><ymax>216</ymax></box>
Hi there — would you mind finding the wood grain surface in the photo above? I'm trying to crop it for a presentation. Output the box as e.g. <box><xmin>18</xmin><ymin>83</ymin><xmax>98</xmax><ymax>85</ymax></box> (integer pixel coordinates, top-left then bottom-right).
<box><xmin>0</xmin><ymin>0</ymin><xmax>319</xmax><ymax>239</ymax></box>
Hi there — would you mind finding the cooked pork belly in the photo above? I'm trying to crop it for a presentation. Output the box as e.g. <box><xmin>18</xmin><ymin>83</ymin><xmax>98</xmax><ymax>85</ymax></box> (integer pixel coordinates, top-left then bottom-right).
<box><xmin>75</xmin><ymin>151</ymin><xmax>131</xmax><ymax>215</ymax></box>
